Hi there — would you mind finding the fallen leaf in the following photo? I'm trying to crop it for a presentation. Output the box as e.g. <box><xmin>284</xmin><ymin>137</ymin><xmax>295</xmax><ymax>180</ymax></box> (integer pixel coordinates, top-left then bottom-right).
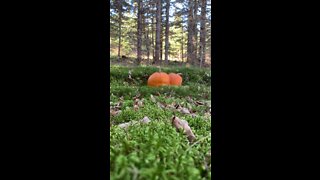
<box><xmin>167</xmin><ymin>103</ymin><xmax>176</xmax><ymax>110</ymax></box>
<box><xmin>171</xmin><ymin>116</ymin><xmax>196</xmax><ymax>143</ymax></box>
<box><xmin>180</xmin><ymin>107</ymin><xmax>191</xmax><ymax>114</ymax></box>
<box><xmin>118</xmin><ymin>116</ymin><xmax>151</xmax><ymax>129</ymax></box>
<box><xmin>134</xmin><ymin>104</ymin><xmax>139</xmax><ymax>111</ymax></box>
<box><xmin>157</xmin><ymin>102</ymin><xmax>166</xmax><ymax>109</ymax></box>
<box><xmin>118</xmin><ymin>122</ymin><xmax>132</xmax><ymax>129</ymax></box>
<box><xmin>137</xmin><ymin>100</ymin><xmax>143</xmax><ymax>107</ymax></box>
<box><xmin>110</xmin><ymin>108</ymin><xmax>121</xmax><ymax>116</ymax></box>
<box><xmin>195</xmin><ymin>101</ymin><xmax>205</xmax><ymax>106</ymax></box>
<box><xmin>186</xmin><ymin>96</ymin><xmax>193</xmax><ymax>103</ymax></box>
<box><xmin>140</xmin><ymin>116</ymin><xmax>151</xmax><ymax>124</ymax></box>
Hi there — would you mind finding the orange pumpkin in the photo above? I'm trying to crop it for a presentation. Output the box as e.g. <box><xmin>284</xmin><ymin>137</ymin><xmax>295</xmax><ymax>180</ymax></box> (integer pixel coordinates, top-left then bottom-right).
<box><xmin>147</xmin><ymin>72</ymin><xmax>170</xmax><ymax>87</ymax></box>
<box><xmin>169</xmin><ymin>73</ymin><xmax>182</xmax><ymax>86</ymax></box>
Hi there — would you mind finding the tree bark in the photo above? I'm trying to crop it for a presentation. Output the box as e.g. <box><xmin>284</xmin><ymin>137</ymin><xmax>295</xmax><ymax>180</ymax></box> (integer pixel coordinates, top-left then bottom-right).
<box><xmin>199</xmin><ymin>0</ymin><xmax>207</xmax><ymax>68</ymax></box>
<box><xmin>181</xmin><ymin>25</ymin><xmax>184</xmax><ymax>62</ymax></box>
<box><xmin>151</xmin><ymin>16</ymin><xmax>155</xmax><ymax>63</ymax></box>
<box><xmin>179</xmin><ymin>13</ymin><xmax>184</xmax><ymax>63</ymax></box>
<box><xmin>117</xmin><ymin>0</ymin><xmax>122</xmax><ymax>62</ymax></box>
<box><xmin>160</xmin><ymin>26</ymin><xmax>163</xmax><ymax>62</ymax></box>
<box><xmin>164</xmin><ymin>0</ymin><xmax>170</xmax><ymax>64</ymax></box>
<box><xmin>137</xmin><ymin>0</ymin><xmax>142</xmax><ymax>64</ymax></box>
<box><xmin>145</xmin><ymin>11</ymin><xmax>150</xmax><ymax>64</ymax></box>
<box><xmin>155</xmin><ymin>0</ymin><xmax>161</xmax><ymax>64</ymax></box>
<box><xmin>194</xmin><ymin>0</ymin><xmax>198</xmax><ymax>64</ymax></box>
<box><xmin>187</xmin><ymin>0</ymin><xmax>194</xmax><ymax>65</ymax></box>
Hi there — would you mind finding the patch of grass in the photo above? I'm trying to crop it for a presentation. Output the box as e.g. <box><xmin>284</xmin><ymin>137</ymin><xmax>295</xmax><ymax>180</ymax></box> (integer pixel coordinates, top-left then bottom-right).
<box><xmin>110</xmin><ymin>85</ymin><xmax>211</xmax><ymax>100</ymax></box>
<box><xmin>110</xmin><ymin>119</ymin><xmax>211</xmax><ymax>180</ymax></box>
<box><xmin>110</xmin><ymin>65</ymin><xmax>211</xmax><ymax>86</ymax></box>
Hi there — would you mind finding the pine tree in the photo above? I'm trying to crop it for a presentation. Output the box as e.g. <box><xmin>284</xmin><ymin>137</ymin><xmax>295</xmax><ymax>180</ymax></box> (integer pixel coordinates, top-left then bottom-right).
<box><xmin>164</xmin><ymin>0</ymin><xmax>170</xmax><ymax>64</ymax></box>
<box><xmin>199</xmin><ymin>0</ymin><xmax>207</xmax><ymax>67</ymax></box>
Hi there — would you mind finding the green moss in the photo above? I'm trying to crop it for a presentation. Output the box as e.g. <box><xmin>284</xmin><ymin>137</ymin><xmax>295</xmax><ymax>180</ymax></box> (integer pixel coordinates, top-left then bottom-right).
<box><xmin>110</xmin><ymin>65</ymin><xmax>211</xmax><ymax>180</ymax></box>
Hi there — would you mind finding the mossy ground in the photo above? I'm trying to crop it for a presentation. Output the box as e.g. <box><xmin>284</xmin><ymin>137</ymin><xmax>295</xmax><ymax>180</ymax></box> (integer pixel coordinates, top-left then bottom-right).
<box><xmin>110</xmin><ymin>65</ymin><xmax>212</xmax><ymax>180</ymax></box>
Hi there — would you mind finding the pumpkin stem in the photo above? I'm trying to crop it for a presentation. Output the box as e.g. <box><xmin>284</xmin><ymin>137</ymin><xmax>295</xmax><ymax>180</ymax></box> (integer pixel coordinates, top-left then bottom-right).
<box><xmin>157</xmin><ymin>66</ymin><xmax>162</xmax><ymax>72</ymax></box>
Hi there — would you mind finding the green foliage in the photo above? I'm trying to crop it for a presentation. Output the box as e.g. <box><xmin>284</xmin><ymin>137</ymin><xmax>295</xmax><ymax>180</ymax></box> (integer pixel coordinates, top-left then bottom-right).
<box><xmin>110</xmin><ymin>65</ymin><xmax>211</xmax><ymax>180</ymax></box>
<box><xmin>110</xmin><ymin>120</ymin><xmax>211</xmax><ymax>179</ymax></box>
<box><xmin>110</xmin><ymin>65</ymin><xmax>211</xmax><ymax>86</ymax></box>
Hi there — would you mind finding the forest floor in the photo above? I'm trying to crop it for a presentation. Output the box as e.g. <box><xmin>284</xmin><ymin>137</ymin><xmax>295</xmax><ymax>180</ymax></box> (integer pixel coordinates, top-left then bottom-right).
<box><xmin>110</xmin><ymin>55</ymin><xmax>211</xmax><ymax>68</ymax></box>
<box><xmin>110</xmin><ymin>64</ymin><xmax>212</xmax><ymax>179</ymax></box>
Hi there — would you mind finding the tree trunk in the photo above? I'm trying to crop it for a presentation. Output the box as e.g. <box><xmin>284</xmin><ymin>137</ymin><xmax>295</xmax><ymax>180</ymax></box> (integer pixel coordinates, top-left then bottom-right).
<box><xmin>181</xmin><ymin>23</ymin><xmax>184</xmax><ymax>62</ymax></box>
<box><xmin>194</xmin><ymin>0</ymin><xmax>198</xmax><ymax>64</ymax></box>
<box><xmin>137</xmin><ymin>0</ymin><xmax>142</xmax><ymax>64</ymax></box>
<box><xmin>145</xmin><ymin>12</ymin><xmax>150</xmax><ymax>64</ymax></box>
<box><xmin>151</xmin><ymin>16</ymin><xmax>155</xmax><ymax>63</ymax></box>
<box><xmin>199</xmin><ymin>0</ymin><xmax>207</xmax><ymax>68</ymax></box>
<box><xmin>117</xmin><ymin>1</ymin><xmax>122</xmax><ymax>62</ymax></box>
<box><xmin>160</xmin><ymin>26</ymin><xmax>163</xmax><ymax>63</ymax></box>
<box><xmin>187</xmin><ymin>0</ymin><xmax>194</xmax><ymax>65</ymax></box>
<box><xmin>155</xmin><ymin>0</ymin><xmax>161</xmax><ymax>64</ymax></box>
<box><xmin>164</xmin><ymin>0</ymin><xmax>170</xmax><ymax>65</ymax></box>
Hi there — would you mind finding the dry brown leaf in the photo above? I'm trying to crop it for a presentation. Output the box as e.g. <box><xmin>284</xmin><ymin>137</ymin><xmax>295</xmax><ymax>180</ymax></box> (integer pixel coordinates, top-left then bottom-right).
<box><xmin>118</xmin><ymin>116</ymin><xmax>151</xmax><ymax>129</ymax></box>
<box><xmin>195</xmin><ymin>101</ymin><xmax>205</xmax><ymax>106</ymax></box>
<box><xmin>133</xmin><ymin>104</ymin><xmax>139</xmax><ymax>111</ymax></box>
<box><xmin>134</xmin><ymin>98</ymin><xmax>144</xmax><ymax>107</ymax></box>
<box><xmin>186</xmin><ymin>96</ymin><xmax>193</xmax><ymax>103</ymax></box>
<box><xmin>180</xmin><ymin>107</ymin><xmax>191</xmax><ymax>114</ymax></box>
<box><xmin>134</xmin><ymin>93</ymin><xmax>141</xmax><ymax>99</ymax></box>
<box><xmin>171</xmin><ymin>116</ymin><xmax>196</xmax><ymax>143</ymax></box>
<box><xmin>167</xmin><ymin>103</ymin><xmax>176</xmax><ymax>110</ymax></box>
<box><xmin>113</xmin><ymin>101</ymin><xmax>122</xmax><ymax>110</ymax></box>
<box><xmin>110</xmin><ymin>108</ymin><xmax>121</xmax><ymax>116</ymax></box>
<box><xmin>118</xmin><ymin>122</ymin><xmax>132</xmax><ymax>129</ymax></box>
<box><xmin>137</xmin><ymin>100</ymin><xmax>143</xmax><ymax>107</ymax></box>
<box><xmin>140</xmin><ymin>116</ymin><xmax>151</xmax><ymax>124</ymax></box>
<box><xmin>157</xmin><ymin>102</ymin><xmax>166</xmax><ymax>109</ymax></box>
